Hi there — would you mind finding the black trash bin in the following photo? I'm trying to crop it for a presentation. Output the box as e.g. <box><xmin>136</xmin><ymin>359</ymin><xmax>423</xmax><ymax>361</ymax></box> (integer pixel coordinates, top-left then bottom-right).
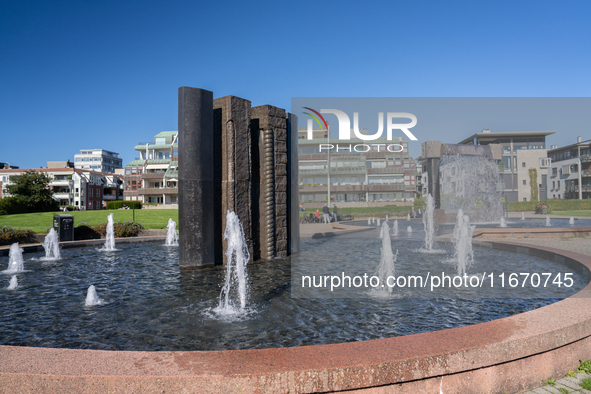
<box><xmin>53</xmin><ymin>214</ymin><xmax>74</xmax><ymax>242</ymax></box>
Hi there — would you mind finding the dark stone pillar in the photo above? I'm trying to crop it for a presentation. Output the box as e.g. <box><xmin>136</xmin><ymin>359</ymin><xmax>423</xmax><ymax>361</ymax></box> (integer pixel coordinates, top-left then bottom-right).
<box><xmin>426</xmin><ymin>158</ymin><xmax>441</xmax><ymax>209</ymax></box>
<box><xmin>178</xmin><ymin>87</ymin><xmax>215</xmax><ymax>268</ymax></box>
<box><xmin>287</xmin><ymin>113</ymin><xmax>300</xmax><ymax>254</ymax></box>
<box><xmin>213</xmin><ymin>96</ymin><xmax>253</xmax><ymax>264</ymax></box>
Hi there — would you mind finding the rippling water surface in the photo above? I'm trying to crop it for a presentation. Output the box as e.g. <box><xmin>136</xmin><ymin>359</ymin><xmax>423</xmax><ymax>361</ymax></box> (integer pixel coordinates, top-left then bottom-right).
<box><xmin>0</xmin><ymin>220</ymin><xmax>588</xmax><ymax>351</ymax></box>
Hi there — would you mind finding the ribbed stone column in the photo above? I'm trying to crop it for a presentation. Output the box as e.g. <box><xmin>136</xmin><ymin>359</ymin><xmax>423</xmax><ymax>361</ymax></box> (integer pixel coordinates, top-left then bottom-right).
<box><xmin>178</xmin><ymin>87</ymin><xmax>215</xmax><ymax>268</ymax></box>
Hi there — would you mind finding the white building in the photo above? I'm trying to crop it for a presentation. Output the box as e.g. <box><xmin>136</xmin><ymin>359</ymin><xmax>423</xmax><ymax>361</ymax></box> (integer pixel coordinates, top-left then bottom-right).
<box><xmin>74</xmin><ymin>149</ymin><xmax>123</xmax><ymax>174</ymax></box>
<box><xmin>548</xmin><ymin>137</ymin><xmax>591</xmax><ymax>200</ymax></box>
<box><xmin>0</xmin><ymin>168</ymin><xmax>123</xmax><ymax>210</ymax></box>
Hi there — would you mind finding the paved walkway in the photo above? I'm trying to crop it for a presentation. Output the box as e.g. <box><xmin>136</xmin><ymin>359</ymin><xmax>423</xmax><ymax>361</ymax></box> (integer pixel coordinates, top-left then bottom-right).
<box><xmin>483</xmin><ymin>236</ymin><xmax>591</xmax><ymax>394</ymax></box>
<box><xmin>506</xmin><ymin>212</ymin><xmax>590</xmax><ymax>220</ymax></box>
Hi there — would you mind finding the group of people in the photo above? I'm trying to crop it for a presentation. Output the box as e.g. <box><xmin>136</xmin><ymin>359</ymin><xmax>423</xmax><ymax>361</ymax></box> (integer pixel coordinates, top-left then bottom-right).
<box><xmin>410</xmin><ymin>207</ymin><xmax>423</xmax><ymax>218</ymax></box>
<box><xmin>300</xmin><ymin>203</ymin><xmax>338</xmax><ymax>223</ymax></box>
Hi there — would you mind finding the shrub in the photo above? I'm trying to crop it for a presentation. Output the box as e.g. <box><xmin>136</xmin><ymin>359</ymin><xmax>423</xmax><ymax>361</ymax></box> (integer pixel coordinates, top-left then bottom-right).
<box><xmin>94</xmin><ymin>220</ymin><xmax>144</xmax><ymax>237</ymax></box>
<box><xmin>0</xmin><ymin>225</ymin><xmax>36</xmax><ymax>245</ymax></box>
<box><xmin>74</xmin><ymin>222</ymin><xmax>100</xmax><ymax>240</ymax></box>
<box><xmin>507</xmin><ymin>199</ymin><xmax>591</xmax><ymax>212</ymax></box>
<box><xmin>0</xmin><ymin>197</ymin><xmax>29</xmax><ymax>216</ymax></box>
<box><xmin>106</xmin><ymin>201</ymin><xmax>142</xmax><ymax>210</ymax></box>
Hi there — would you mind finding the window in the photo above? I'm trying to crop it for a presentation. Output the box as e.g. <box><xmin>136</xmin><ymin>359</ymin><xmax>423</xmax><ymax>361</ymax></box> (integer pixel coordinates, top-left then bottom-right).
<box><xmin>551</xmin><ymin>167</ymin><xmax>557</xmax><ymax>176</ymax></box>
<box><xmin>522</xmin><ymin>162</ymin><xmax>526</xmax><ymax>167</ymax></box>
<box><xmin>540</xmin><ymin>158</ymin><xmax>551</xmax><ymax>168</ymax></box>
<box><xmin>523</xmin><ymin>180</ymin><xmax>526</xmax><ymax>185</ymax></box>
<box><xmin>523</xmin><ymin>198</ymin><xmax>526</xmax><ymax>201</ymax></box>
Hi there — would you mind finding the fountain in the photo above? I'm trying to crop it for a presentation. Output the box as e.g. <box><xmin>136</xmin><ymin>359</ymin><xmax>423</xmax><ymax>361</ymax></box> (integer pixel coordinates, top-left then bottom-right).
<box><xmin>377</xmin><ymin>218</ymin><xmax>381</xmax><ymax>226</ymax></box>
<box><xmin>392</xmin><ymin>219</ymin><xmax>399</xmax><ymax>236</ymax></box>
<box><xmin>407</xmin><ymin>213</ymin><xmax>411</xmax><ymax>221</ymax></box>
<box><xmin>546</xmin><ymin>215</ymin><xmax>552</xmax><ymax>227</ymax></box>
<box><xmin>215</xmin><ymin>211</ymin><xmax>250</xmax><ymax>314</ymax></box>
<box><xmin>165</xmin><ymin>219</ymin><xmax>179</xmax><ymax>246</ymax></box>
<box><xmin>385</xmin><ymin>214</ymin><xmax>388</xmax><ymax>221</ymax></box>
<box><xmin>371</xmin><ymin>221</ymin><xmax>397</xmax><ymax>296</ymax></box>
<box><xmin>42</xmin><ymin>228</ymin><xmax>61</xmax><ymax>260</ymax></box>
<box><xmin>2</xmin><ymin>243</ymin><xmax>25</xmax><ymax>274</ymax></box>
<box><xmin>522</xmin><ymin>212</ymin><xmax>525</xmax><ymax>220</ymax></box>
<box><xmin>570</xmin><ymin>217</ymin><xmax>575</xmax><ymax>225</ymax></box>
<box><xmin>100</xmin><ymin>213</ymin><xmax>116</xmax><ymax>251</ymax></box>
<box><xmin>367</xmin><ymin>218</ymin><xmax>371</xmax><ymax>225</ymax></box>
<box><xmin>7</xmin><ymin>275</ymin><xmax>18</xmax><ymax>290</ymax></box>
<box><xmin>452</xmin><ymin>209</ymin><xmax>475</xmax><ymax>276</ymax></box>
<box><xmin>422</xmin><ymin>194</ymin><xmax>435</xmax><ymax>250</ymax></box>
<box><xmin>4</xmin><ymin>89</ymin><xmax>591</xmax><ymax>394</ymax></box>
<box><xmin>85</xmin><ymin>285</ymin><xmax>104</xmax><ymax>306</ymax></box>
<box><xmin>499</xmin><ymin>217</ymin><xmax>507</xmax><ymax>228</ymax></box>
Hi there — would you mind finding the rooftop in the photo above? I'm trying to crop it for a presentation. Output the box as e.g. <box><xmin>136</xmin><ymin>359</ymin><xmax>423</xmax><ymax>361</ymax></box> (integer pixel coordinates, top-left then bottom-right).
<box><xmin>458</xmin><ymin>131</ymin><xmax>556</xmax><ymax>145</ymax></box>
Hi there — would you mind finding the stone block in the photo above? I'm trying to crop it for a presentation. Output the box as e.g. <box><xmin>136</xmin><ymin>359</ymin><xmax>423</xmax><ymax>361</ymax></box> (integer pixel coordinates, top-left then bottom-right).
<box><xmin>422</xmin><ymin>141</ymin><xmax>443</xmax><ymax>159</ymax></box>
<box><xmin>276</xmin><ymin>215</ymin><xmax>286</xmax><ymax>228</ymax></box>
<box><xmin>275</xmin><ymin>203</ymin><xmax>286</xmax><ymax>216</ymax></box>
<box><xmin>269</xmin><ymin>117</ymin><xmax>286</xmax><ymax>130</ymax></box>
<box><xmin>275</xmin><ymin>180</ymin><xmax>287</xmax><ymax>193</ymax></box>
<box><xmin>275</xmin><ymin>153</ymin><xmax>288</xmax><ymax>165</ymax></box>
<box><xmin>276</xmin><ymin>192</ymin><xmax>287</xmax><ymax>204</ymax></box>
<box><xmin>276</xmin><ymin>226</ymin><xmax>287</xmax><ymax>240</ymax></box>
<box><xmin>274</xmin><ymin>127</ymin><xmax>287</xmax><ymax>141</ymax></box>
<box><xmin>275</xmin><ymin>165</ymin><xmax>287</xmax><ymax>176</ymax></box>
<box><xmin>274</xmin><ymin>140</ymin><xmax>287</xmax><ymax>153</ymax></box>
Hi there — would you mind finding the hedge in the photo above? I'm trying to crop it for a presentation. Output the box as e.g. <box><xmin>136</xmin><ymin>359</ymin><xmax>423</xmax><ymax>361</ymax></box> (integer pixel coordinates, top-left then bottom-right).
<box><xmin>0</xmin><ymin>225</ymin><xmax>36</xmax><ymax>245</ymax></box>
<box><xmin>106</xmin><ymin>201</ymin><xmax>142</xmax><ymax>210</ymax></box>
<box><xmin>507</xmin><ymin>199</ymin><xmax>591</xmax><ymax>212</ymax></box>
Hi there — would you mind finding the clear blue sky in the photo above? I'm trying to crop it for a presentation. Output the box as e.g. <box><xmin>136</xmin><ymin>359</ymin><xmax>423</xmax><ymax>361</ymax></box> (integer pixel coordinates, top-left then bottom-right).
<box><xmin>1</xmin><ymin>0</ymin><xmax>590</xmax><ymax>168</ymax></box>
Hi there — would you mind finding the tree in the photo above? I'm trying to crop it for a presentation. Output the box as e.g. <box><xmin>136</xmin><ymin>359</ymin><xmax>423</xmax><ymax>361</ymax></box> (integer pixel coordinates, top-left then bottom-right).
<box><xmin>4</xmin><ymin>171</ymin><xmax>59</xmax><ymax>213</ymax></box>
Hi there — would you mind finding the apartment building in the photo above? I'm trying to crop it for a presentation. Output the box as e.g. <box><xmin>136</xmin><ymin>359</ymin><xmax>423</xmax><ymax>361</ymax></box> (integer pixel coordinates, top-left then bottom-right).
<box><xmin>298</xmin><ymin>128</ymin><xmax>417</xmax><ymax>204</ymax></box>
<box><xmin>0</xmin><ymin>168</ymin><xmax>123</xmax><ymax>210</ymax></box>
<box><xmin>547</xmin><ymin>137</ymin><xmax>591</xmax><ymax>199</ymax></box>
<box><xmin>74</xmin><ymin>149</ymin><xmax>123</xmax><ymax>174</ymax></box>
<box><xmin>123</xmin><ymin>131</ymin><xmax>178</xmax><ymax>205</ymax></box>
<box><xmin>458</xmin><ymin>130</ymin><xmax>555</xmax><ymax>202</ymax></box>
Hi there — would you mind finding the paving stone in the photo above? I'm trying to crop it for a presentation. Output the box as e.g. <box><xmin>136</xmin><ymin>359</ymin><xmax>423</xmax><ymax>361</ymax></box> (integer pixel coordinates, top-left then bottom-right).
<box><xmin>561</xmin><ymin>376</ymin><xmax>584</xmax><ymax>389</ymax></box>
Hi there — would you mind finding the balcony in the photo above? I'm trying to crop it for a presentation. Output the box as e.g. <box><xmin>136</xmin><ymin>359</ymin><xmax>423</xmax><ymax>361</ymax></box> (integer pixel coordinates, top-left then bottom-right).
<box><xmin>103</xmin><ymin>194</ymin><xmax>118</xmax><ymax>200</ymax></box>
<box><xmin>582</xmin><ymin>170</ymin><xmax>591</xmax><ymax>177</ymax></box>
<box><xmin>141</xmin><ymin>172</ymin><xmax>166</xmax><ymax>180</ymax></box>
<box><xmin>581</xmin><ymin>155</ymin><xmax>591</xmax><ymax>163</ymax></box>
<box><xmin>139</xmin><ymin>187</ymin><xmax>178</xmax><ymax>195</ymax></box>
<box><xmin>50</xmin><ymin>179</ymin><xmax>73</xmax><ymax>187</ymax></box>
<box><xmin>53</xmin><ymin>192</ymin><xmax>73</xmax><ymax>200</ymax></box>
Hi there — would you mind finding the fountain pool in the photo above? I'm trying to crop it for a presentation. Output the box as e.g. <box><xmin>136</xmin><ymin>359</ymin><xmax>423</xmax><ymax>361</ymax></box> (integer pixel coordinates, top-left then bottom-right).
<box><xmin>0</xmin><ymin>223</ymin><xmax>586</xmax><ymax>351</ymax></box>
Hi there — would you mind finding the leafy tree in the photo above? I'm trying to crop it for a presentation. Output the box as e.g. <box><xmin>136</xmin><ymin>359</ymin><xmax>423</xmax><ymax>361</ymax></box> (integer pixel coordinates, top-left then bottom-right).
<box><xmin>4</xmin><ymin>171</ymin><xmax>59</xmax><ymax>213</ymax></box>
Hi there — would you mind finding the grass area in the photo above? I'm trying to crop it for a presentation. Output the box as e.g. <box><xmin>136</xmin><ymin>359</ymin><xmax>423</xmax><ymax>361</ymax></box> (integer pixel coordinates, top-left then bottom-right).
<box><xmin>551</xmin><ymin>210</ymin><xmax>591</xmax><ymax>217</ymax></box>
<box><xmin>302</xmin><ymin>206</ymin><xmax>412</xmax><ymax>217</ymax></box>
<box><xmin>0</xmin><ymin>209</ymin><xmax>179</xmax><ymax>233</ymax></box>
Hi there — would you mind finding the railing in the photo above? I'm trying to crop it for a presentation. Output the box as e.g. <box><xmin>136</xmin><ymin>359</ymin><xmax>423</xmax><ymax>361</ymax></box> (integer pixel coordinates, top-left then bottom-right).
<box><xmin>581</xmin><ymin>155</ymin><xmax>591</xmax><ymax>163</ymax></box>
<box><xmin>140</xmin><ymin>187</ymin><xmax>178</xmax><ymax>195</ymax></box>
<box><xmin>53</xmin><ymin>193</ymin><xmax>73</xmax><ymax>199</ymax></box>
<box><xmin>103</xmin><ymin>195</ymin><xmax>117</xmax><ymax>200</ymax></box>
<box><xmin>582</xmin><ymin>170</ymin><xmax>591</xmax><ymax>177</ymax></box>
<box><xmin>50</xmin><ymin>179</ymin><xmax>73</xmax><ymax>186</ymax></box>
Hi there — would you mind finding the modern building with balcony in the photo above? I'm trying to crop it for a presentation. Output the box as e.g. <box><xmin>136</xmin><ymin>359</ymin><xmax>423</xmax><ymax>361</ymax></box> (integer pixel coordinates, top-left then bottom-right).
<box><xmin>298</xmin><ymin>128</ymin><xmax>417</xmax><ymax>206</ymax></box>
<box><xmin>74</xmin><ymin>149</ymin><xmax>123</xmax><ymax>174</ymax></box>
<box><xmin>0</xmin><ymin>168</ymin><xmax>123</xmax><ymax>210</ymax></box>
<box><xmin>123</xmin><ymin>131</ymin><xmax>178</xmax><ymax>205</ymax></box>
<box><xmin>458</xmin><ymin>130</ymin><xmax>555</xmax><ymax>202</ymax></box>
<box><xmin>547</xmin><ymin>137</ymin><xmax>591</xmax><ymax>199</ymax></box>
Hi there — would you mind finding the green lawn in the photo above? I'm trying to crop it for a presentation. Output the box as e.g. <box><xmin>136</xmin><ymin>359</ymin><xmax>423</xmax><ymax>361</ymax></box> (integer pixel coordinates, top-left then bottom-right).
<box><xmin>0</xmin><ymin>209</ymin><xmax>179</xmax><ymax>233</ymax></box>
<box><xmin>551</xmin><ymin>210</ymin><xmax>591</xmax><ymax>217</ymax></box>
<box><xmin>303</xmin><ymin>206</ymin><xmax>413</xmax><ymax>217</ymax></box>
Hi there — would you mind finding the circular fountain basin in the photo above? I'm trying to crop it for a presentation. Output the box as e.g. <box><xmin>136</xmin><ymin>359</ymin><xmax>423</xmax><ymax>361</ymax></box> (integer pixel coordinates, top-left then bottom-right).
<box><xmin>0</xmin><ymin>222</ymin><xmax>587</xmax><ymax>351</ymax></box>
<box><xmin>1</xmin><ymin>226</ymin><xmax>591</xmax><ymax>393</ymax></box>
